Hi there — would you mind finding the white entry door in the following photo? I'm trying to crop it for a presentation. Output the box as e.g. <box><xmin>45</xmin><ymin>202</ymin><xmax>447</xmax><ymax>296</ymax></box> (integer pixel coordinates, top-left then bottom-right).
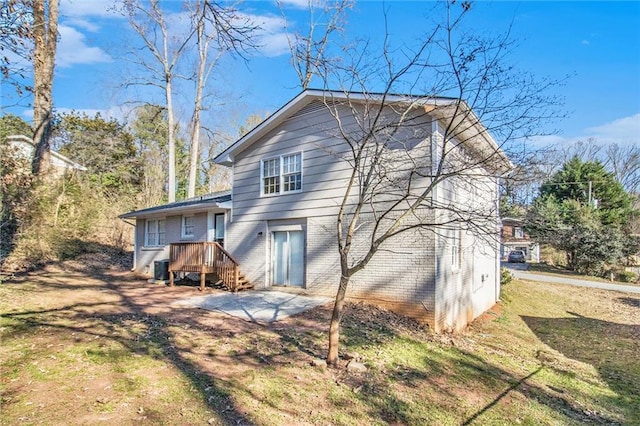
<box><xmin>272</xmin><ymin>230</ymin><xmax>304</xmax><ymax>287</ymax></box>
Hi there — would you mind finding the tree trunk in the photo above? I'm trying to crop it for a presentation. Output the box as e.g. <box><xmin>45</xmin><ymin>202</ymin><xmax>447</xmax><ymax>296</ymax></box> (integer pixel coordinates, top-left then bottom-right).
<box><xmin>327</xmin><ymin>273</ymin><xmax>350</xmax><ymax>365</ymax></box>
<box><xmin>187</xmin><ymin>113</ymin><xmax>201</xmax><ymax>198</ymax></box>
<box><xmin>187</xmin><ymin>15</ymin><xmax>206</xmax><ymax>199</ymax></box>
<box><xmin>166</xmin><ymin>76</ymin><xmax>176</xmax><ymax>202</ymax></box>
<box><xmin>31</xmin><ymin>0</ymin><xmax>58</xmax><ymax>176</ymax></box>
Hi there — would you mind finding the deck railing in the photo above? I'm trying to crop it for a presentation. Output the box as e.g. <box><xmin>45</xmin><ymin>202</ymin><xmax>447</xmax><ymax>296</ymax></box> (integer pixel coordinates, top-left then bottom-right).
<box><xmin>169</xmin><ymin>242</ymin><xmax>242</xmax><ymax>291</ymax></box>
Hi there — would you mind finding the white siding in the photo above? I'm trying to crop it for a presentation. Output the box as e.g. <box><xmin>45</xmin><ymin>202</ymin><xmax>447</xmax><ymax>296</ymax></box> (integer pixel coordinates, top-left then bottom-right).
<box><xmin>434</xmin><ymin>168</ymin><xmax>500</xmax><ymax>332</ymax></box>
<box><xmin>133</xmin><ymin>211</ymin><xmax>211</xmax><ymax>275</ymax></box>
<box><xmin>227</xmin><ymin>101</ymin><xmax>439</xmax><ymax>324</ymax></box>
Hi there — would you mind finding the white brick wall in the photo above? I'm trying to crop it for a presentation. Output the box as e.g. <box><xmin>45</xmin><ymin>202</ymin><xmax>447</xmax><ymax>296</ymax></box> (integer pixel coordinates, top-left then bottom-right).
<box><xmin>226</xmin><ymin>219</ymin><xmax>268</xmax><ymax>287</ymax></box>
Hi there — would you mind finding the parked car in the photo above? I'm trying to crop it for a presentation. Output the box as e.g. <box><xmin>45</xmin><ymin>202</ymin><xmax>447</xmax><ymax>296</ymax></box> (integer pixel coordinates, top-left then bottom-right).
<box><xmin>508</xmin><ymin>250</ymin><xmax>526</xmax><ymax>263</ymax></box>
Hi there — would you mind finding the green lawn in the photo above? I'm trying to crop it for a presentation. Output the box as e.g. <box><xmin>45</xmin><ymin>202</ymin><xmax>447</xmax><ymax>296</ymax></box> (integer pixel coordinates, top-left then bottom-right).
<box><xmin>527</xmin><ymin>262</ymin><xmax>640</xmax><ymax>287</ymax></box>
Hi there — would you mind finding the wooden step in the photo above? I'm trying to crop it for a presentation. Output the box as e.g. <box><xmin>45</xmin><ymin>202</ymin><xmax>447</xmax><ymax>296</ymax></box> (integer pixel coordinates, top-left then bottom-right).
<box><xmin>232</xmin><ymin>274</ymin><xmax>253</xmax><ymax>292</ymax></box>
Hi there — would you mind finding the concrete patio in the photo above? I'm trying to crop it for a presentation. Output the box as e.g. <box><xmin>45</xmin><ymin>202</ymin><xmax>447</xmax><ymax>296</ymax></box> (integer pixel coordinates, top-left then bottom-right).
<box><xmin>175</xmin><ymin>290</ymin><xmax>332</xmax><ymax>323</ymax></box>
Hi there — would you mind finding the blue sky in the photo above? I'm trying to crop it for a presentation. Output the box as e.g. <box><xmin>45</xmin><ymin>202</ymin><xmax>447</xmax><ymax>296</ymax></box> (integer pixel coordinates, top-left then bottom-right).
<box><xmin>2</xmin><ymin>0</ymin><xmax>639</xmax><ymax>148</ymax></box>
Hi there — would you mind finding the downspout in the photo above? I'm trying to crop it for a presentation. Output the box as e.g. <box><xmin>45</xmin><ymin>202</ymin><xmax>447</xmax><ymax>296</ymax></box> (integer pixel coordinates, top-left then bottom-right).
<box><xmin>495</xmin><ymin>166</ymin><xmax>514</xmax><ymax>301</ymax></box>
<box><xmin>121</xmin><ymin>218</ymin><xmax>136</xmax><ymax>271</ymax></box>
<box><xmin>431</xmin><ymin>118</ymin><xmax>441</xmax><ymax>331</ymax></box>
<box><xmin>495</xmin><ymin>176</ymin><xmax>501</xmax><ymax>302</ymax></box>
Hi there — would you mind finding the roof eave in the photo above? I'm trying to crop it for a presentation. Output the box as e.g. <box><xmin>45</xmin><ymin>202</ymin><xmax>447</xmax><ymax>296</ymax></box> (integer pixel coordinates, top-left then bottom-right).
<box><xmin>119</xmin><ymin>193</ymin><xmax>231</xmax><ymax>219</ymax></box>
<box><xmin>212</xmin><ymin>90</ymin><xmax>456</xmax><ymax>165</ymax></box>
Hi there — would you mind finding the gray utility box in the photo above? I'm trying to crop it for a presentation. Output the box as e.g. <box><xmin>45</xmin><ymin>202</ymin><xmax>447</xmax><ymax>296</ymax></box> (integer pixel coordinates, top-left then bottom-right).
<box><xmin>154</xmin><ymin>259</ymin><xmax>170</xmax><ymax>281</ymax></box>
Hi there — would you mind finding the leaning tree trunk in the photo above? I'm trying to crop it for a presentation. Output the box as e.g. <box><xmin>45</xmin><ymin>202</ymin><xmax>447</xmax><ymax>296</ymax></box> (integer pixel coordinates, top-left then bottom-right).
<box><xmin>327</xmin><ymin>273</ymin><xmax>350</xmax><ymax>365</ymax></box>
<box><xmin>31</xmin><ymin>0</ymin><xmax>58</xmax><ymax>176</ymax></box>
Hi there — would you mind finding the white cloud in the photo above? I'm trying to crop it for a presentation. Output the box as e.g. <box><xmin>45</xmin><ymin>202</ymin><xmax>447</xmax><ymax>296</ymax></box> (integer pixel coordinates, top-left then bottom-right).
<box><xmin>57</xmin><ymin>25</ymin><xmax>113</xmax><ymax>67</ymax></box>
<box><xmin>278</xmin><ymin>0</ymin><xmax>311</xmax><ymax>9</ymax></box>
<box><xmin>586</xmin><ymin>113</ymin><xmax>640</xmax><ymax>143</ymax></box>
<box><xmin>526</xmin><ymin>113</ymin><xmax>640</xmax><ymax>149</ymax></box>
<box><xmin>239</xmin><ymin>12</ymin><xmax>291</xmax><ymax>57</ymax></box>
<box><xmin>259</xmin><ymin>32</ymin><xmax>292</xmax><ymax>57</ymax></box>
<box><xmin>65</xmin><ymin>17</ymin><xmax>100</xmax><ymax>32</ymax></box>
<box><xmin>278</xmin><ymin>0</ymin><xmax>329</xmax><ymax>9</ymax></box>
<box><xmin>581</xmin><ymin>40</ymin><xmax>590</xmax><ymax>45</ymax></box>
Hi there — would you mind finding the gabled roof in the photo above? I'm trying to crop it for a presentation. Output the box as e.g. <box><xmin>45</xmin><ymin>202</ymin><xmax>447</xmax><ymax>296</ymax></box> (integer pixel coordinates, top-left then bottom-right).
<box><xmin>7</xmin><ymin>134</ymin><xmax>88</xmax><ymax>171</ymax></box>
<box><xmin>119</xmin><ymin>191</ymin><xmax>231</xmax><ymax>219</ymax></box>
<box><xmin>213</xmin><ymin>89</ymin><xmax>513</xmax><ymax>173</ymax></box>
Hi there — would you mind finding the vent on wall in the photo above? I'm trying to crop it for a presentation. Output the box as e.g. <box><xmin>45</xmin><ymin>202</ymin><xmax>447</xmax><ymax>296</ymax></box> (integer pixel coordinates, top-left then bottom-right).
<box><xmin>287</xmin><ymin>100</ymin><xmax>328</xmax><ymax>121</ymax></box>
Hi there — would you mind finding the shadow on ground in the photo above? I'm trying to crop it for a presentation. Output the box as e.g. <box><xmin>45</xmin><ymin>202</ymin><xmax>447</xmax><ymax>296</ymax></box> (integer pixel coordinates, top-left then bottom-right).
<box><xmin>521</xmin><ymin>309</ymin><xmax>640</xmax><ymax>424</ymax></box>
<box><xmin>2</xmin><ymin>243</ymin><xmax>636</xmax><ymax>424</ymax></box>
<box><xmin>1</xmin><ymin>243</ymin><xmax>255</xmax><ymax>425</ymax></box>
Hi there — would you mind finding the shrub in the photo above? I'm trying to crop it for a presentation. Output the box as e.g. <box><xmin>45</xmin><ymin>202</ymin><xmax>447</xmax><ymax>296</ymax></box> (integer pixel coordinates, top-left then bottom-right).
<box><xmin>501</xmin><ymin>267</ymin><xmax>513</xmax><ymax>286</ymax></box>
<box><xmin>616</xmin><ymin>271</ymin><xmax>638</xmax><ymax>283</ymax></box>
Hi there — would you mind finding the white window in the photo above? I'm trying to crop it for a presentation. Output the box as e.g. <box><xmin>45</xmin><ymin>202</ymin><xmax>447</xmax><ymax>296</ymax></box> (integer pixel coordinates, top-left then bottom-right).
<box><xmin>261</xmin><ymin>152</ymin><xmax>302</xmax><ymax>195</ymax></box>
<box><xmin>262</xmin><ymin>157</ymin><xmax>280</xmax><ymax>195</ymax></box>
<box><xmin>181</xmin><ymin>216</ymin><xmax>194</xmax><ymax>238</ymax></box>
<box><xmin>145</xmin><ymin>219</ymin><xmax>166</xmax><ymax>247</ymax></box>
<box><xmin>451</xmin><ymin>228</ymin><xmax>461</xmax><ymax>272</ymax></box>
<box><xmin>513</xmin><ymin>227</ymin><xmax>524</xmax><ymax>238</ymax></box>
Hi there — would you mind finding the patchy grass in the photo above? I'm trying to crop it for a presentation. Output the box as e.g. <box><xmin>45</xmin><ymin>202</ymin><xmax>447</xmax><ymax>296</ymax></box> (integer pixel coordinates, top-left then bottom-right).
<box><xmin>1</xmin><ymin>259</ymin><xmax>638</xmax><ymax>425</ymax></box>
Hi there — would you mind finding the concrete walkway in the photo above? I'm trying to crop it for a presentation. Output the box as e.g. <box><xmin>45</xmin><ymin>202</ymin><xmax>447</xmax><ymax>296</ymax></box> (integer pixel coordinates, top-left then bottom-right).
<box><xmin>506</xmin><ymin>266</ymin><xmax>640</xmax><ymax>294</ymax></box>
<box><xmin>175</xmin><ymin>290</ymin><xmax>332</xmax><ymax>323</ymax></box>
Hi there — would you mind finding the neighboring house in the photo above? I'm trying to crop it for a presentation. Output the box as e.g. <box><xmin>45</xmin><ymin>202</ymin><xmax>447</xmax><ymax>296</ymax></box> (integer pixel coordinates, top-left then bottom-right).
<box><xmin>6</xmin><ymin>135</ymin><xmax>87</xmax><ymax>176</ymax></box>
<box><xmin>500</xmin><ymin>217</ymin><xmax>539</xmax><ymax>262</ymax></box>
<box><xmin>121</xmin><ymin>90</ymin><xmax>512</xmax><ymax>332</ymax></box>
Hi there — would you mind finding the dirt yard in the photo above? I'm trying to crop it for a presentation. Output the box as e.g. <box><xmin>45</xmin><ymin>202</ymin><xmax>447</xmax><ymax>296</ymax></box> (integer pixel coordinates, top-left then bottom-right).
<box><xmin>1</xmin><ymin>253</ymin><xmax>639</xmax><ymax>425</ymax></box>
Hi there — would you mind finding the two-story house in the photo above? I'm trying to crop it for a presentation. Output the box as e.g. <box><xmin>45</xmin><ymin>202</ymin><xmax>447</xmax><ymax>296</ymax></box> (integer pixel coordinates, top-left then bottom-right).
<box><xmin>120</xmin><ymin>89</ymin><xmax>512</xmax><ymax>332</ymax></box>
<box><xmin>500</xmin><ymin>217</ymin><xmax>540</xmax><ymax>262</ymax></box>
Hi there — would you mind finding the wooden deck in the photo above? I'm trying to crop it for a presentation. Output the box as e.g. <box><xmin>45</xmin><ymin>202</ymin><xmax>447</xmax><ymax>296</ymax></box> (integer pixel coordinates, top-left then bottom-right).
<box><xmin>168</xmin><ymin>242</ymin><xmax>252</xmax><ymax>292</ymax></box>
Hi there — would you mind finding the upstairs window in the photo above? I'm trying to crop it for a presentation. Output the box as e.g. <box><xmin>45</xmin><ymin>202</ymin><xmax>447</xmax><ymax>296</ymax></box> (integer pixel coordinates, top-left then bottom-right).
<box><xmin>261</xmin><ymin>152</ymin><xmax>302</xmax><ymax>195</ymax></box>
<box><xmin>145</xmin><ymin>219</ymin><xmax>166</xmax><ymax>246</ymax></box>
<box><xmin>513</xmin><ymin>226</ymin><xmax>524</xmax><ymax>238</ymax></box>
<box><xmin>262</xmin><ymin>157</ymin><xmax>280</xmax><ymax>195</ymax></box>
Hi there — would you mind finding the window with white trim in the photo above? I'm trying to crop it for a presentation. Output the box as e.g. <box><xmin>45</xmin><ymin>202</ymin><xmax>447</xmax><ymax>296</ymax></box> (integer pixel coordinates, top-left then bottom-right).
<box><xmin>513</xmin><ymin>226</ymin><xmax>524</xmax><ymax>238</ymax></box>
<box><xmin>261</xmin><ymin>152</ymin><xmax>302</xmax><ymax>195</ymax></box>
<box><xmin>181</xmin><ymin>215</ymin><xmax>194</xmax><ymax>238</ymax></box>
<box><xmin>145</xmin><ymin>219</ymin><xmax>166</xmax><ymax>246</ymax></box>
<box><xmin>451</xmin><ymin>228</ymin><xmax>461</xmax><ymax>272</ymax></box>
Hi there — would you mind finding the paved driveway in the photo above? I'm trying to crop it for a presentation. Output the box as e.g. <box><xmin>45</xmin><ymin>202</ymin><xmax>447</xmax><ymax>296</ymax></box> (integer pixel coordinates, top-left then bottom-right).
<box><xmin>175</xmin><ymin>290</ymin><xmax>332</xmax><ymax>323</ymax></box>
<box><xmin>502</xmin><ymin>263</ymin><xmax>640</xmax><ymax>294</ymax></box>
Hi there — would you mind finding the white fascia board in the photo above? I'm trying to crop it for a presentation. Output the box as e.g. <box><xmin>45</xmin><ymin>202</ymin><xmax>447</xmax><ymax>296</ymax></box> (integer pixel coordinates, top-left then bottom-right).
<box><xmin>121</xmin><ymin>202</ymin><xmax>228</xmax><ymax>219</ymax></box>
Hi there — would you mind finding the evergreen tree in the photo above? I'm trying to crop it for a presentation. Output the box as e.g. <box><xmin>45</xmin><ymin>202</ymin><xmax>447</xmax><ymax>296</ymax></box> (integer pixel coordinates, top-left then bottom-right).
<box><xmin>527</xmin><ymin>158</ymin><xmax>635</xmax><ymax>274</ymax></box>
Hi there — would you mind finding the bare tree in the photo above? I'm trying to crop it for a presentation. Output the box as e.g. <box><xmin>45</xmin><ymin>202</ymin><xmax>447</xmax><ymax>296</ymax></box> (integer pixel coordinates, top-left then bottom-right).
<box><xmin>279</xmin><ymin>0</ymin><xmax>353</xmax><ymax>90</ymax></box>
<box><xmin>0</xmin><ymin>0</ymin><xmax>59</xmax><ymax>175</ymax></box>
<box><xmin>554</xmin><ymin>138</ymin><xmax>639</xmax><ymax>194</ymax></box>
<box><xmin>123</xmin><ymin>0</ymin><xmax>195</xmax><ymax>203</ymax></box>
<box><xmin>605</xmin><ymin>143</ymin><xmax>640</xmax><ymax>194</ymax></box>
<box><xmin>0</xmin><ymin>0</ymin><xmax>32</xmax><ymax>100</ymax></box>
<box><xmin>186</xmin><ymin>0</ymin><xmax>258</xmax><ymax>198</ymax></box>
<box><xmin>558</xmin><ymin>138</ymin><xmax>602</xmax><ymax>165</ymax></box>
<box><xmin>315</xmin><ymin>2</ymin><xmax>563</xmax><ymax>364</ymax></box>
<box><xmin>30</xmin><ymin>0</ymin><xmax>59</xmax><ymax>176</ymax></box>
